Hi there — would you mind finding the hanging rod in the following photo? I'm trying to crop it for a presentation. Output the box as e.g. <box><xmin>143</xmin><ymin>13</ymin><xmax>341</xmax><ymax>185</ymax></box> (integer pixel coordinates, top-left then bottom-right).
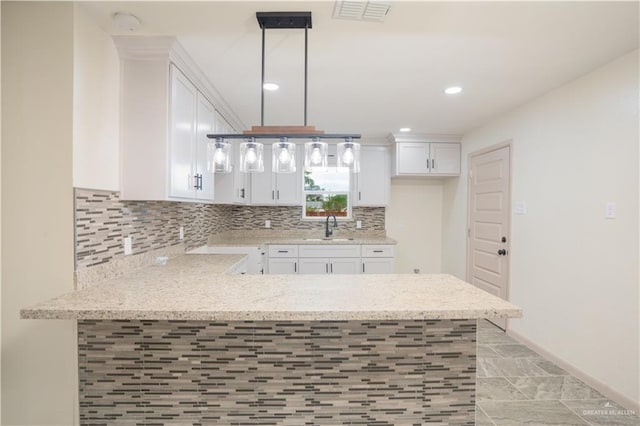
<box><xmin>207</xmin><ymin>133</ymin><xmax>361</xmax><ymax>140</ymax></box>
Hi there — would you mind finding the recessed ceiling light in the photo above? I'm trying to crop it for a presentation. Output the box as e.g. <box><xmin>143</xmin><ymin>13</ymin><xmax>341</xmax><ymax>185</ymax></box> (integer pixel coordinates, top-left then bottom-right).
<box><xmin>263</xmin><ymin>83</ymin><xmax>279</xmax><ymax>91</ymax></box>
<box><xmin>399</xmin><ymin>127</ymin><xmax>411</xmax><ymax>132</ymax></box>
<box><xmin>444</xmin><ymin>86</ymin><xmax>463</xmax><ymax>95</ymax></box>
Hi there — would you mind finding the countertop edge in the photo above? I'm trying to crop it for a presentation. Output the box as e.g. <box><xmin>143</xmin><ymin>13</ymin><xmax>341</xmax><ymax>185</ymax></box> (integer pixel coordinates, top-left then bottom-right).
<box><xmin>21</xmin><ymin>308</ymin><xmax>523</xmax><ymax>321</ymax></box>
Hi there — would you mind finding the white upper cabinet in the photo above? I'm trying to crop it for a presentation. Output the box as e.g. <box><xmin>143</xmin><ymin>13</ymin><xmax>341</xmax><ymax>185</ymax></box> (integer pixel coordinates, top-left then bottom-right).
<box><xmin>353</xmin><ymin>146</ymin><xmax>390</xmax><ymax>206</ymax></box>
<box><xmin>168</xmin><ymin>68</ymin><xmax>215</xmax><ymax>201</ymax></box>
<box><xmin>116</xmin><ymin>36</ymin><xmax>239</xmax><ymax>202</ymax></box>
<box><xmin>430</xmin><ymin>143</ymin><xmax>461</xmax><ymax>175</ymax></box>
<box><xmin>389</xmin><ymin>134</ymin><xmax>461</xmax><ymax>177</ymax></box>
<box><xmin>250</xmin><ymin>144</ymin><xmax>302</xmax><ymax>206</ymax></box>
<box><xmin>169</xmin><ymin>68</ymin><xmax>198</xmax><ymax>199</ymax></box>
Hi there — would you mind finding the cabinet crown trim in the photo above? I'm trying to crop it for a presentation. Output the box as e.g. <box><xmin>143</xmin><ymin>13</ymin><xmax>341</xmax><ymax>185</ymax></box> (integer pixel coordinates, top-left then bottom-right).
<box><xmin>388</xmin><ymin>133</ymin><xmax>461</xmax><ymax>144</ymax></box>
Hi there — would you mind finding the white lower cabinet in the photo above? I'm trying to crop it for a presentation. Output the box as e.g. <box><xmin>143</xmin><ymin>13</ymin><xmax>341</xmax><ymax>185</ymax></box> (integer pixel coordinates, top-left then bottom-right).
<box><xmin>266</xmin><ymin>243</ymin><xmax>394</xmax><ymax>275</ymax></box>
<box><xmin>298</xmin><ymin>257</ymin><xmax>361</xmax><ymax>275</ymax></box>
<box><xmin>362</xmin><ymin>258</ymin><xmax>395</xmax><ymax>274</ymax></box>
<box><xmin>267</xmin><ymin>258</ymin><xmax>298</xmax><ymax>274</ymax></box>
<box><xmin>361</xmin><ymin>244</ymin><xmax>395</xmax><ymax>274</ymax></box>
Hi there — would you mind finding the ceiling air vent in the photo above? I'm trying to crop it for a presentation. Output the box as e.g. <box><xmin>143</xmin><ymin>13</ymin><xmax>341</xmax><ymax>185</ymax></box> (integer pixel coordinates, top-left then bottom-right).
<box><xmin>333</xmin><ymin>1</ymin><xmax>392</xmax><ymax>22</ymax></box>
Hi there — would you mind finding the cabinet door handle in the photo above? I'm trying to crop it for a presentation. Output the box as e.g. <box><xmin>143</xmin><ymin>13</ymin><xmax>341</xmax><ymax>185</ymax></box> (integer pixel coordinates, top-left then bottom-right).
<box><xmin>432</xmin><ymin>159</ymin><xmax>435</xmax><ymax>169</ymax></box>
<box><xmin>294</xmin><ymin>262</ymin><xmax>297</xmax><ymax>273</ymax></box>
<box><xmin>193</xmin><ymin>174</ymin><xmax>199</xmax><ymax>189</ymax></box>
<box><xmin>240</xmin><ymin>188</ymin><xmax>245</xmax><ymax>199</ymax></box>
<box><xmin>362</xmin><ymin>263</ymin><xmax>365</xmax><ymax>273</ymax></box>
<box><xmin>277</xmin><ymin>190</ymin><xmax>280</xmax><ymax>200</ymax></box>
<box><xmin>330</xmin><ymin>263</ymin><xmax>333</xmax><ymax>273</ymax></box>
<box><xmin>199</xmin><ymin>174</ymin><xmax>203</xmax><ymax>190</ymax></box>
<box><xmin>272</xmin><ymin>190</ymin><xmax>275</xmax><ymax>200</ymax></box>
<box><xmin>358</xmin><ymin>191</ymin><xmax>362</xmax><ymax>201</ymax></box>
<box><xmin>325</xmin><ymin>263</ymin><xmax>328</xmax><ymax>273</ymax></box>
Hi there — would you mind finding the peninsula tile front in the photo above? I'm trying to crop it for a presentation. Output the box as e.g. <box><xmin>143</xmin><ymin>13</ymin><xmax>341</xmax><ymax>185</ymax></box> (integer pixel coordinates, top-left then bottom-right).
<box><xmin>78</xmin><ymin>319</ymin><xmax>477</xmax><ymax>425</ymax></box>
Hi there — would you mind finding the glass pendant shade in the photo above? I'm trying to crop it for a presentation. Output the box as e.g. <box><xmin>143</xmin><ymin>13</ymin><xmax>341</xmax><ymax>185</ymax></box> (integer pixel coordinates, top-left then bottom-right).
<box><xmin>337</xmin><ymin>138</ymin><xmax>361</xmax><ymax>173</ymax></box>
<box><xmin>304</xmin><ymin>139</ymin><xmax>328</xmax><ymax>171</ymax></box>
<box><xmin>239</xmin><ymin>138</ymin><xmax>264</xmax><ymax>173</ymax></box>
<box><xmin>272</xmin><ymin>138</ymin><xmax>296</xmax><ymax>173</ymax></box>
<box><xmin>209</xmin><ymin>138</ymin><xmax>232</xmax><ymax>173</ymax></box>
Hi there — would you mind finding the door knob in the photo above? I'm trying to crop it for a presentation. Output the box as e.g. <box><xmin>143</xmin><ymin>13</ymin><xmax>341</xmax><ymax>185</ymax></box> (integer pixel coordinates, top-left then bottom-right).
<box><xmin>498</xmin><ymin>249</ymin><xmax>507</xmax><ymax>256</ymax></box>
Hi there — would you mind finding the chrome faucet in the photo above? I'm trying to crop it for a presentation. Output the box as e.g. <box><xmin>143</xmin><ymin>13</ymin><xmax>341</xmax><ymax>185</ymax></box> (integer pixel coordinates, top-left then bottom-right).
<box><xmin>325</xmin><ymin>215</ymin><xmax>338</xmax><ymax>238</ymax></box>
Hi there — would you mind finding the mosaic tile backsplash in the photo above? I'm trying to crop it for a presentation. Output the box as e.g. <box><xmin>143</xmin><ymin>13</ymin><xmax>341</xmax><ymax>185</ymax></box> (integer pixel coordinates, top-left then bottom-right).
<box><xmin>74</xmin><ymin>189</ymin><xmax>232</xmax><ymax>269</ymax></box>
<box><xmin>228</xmin><ymin>205</ymin><xmax>386</xmax><ymax>232</ymax></box>
<box><xmin>78</xmin><ymin>319</ymin><xmax>476</xmax><ymax>425</ymax></box>
<box><xmin>74</xmin><ymin>189</ymin><xmax>386</xmax><ymax>270</ymax></box>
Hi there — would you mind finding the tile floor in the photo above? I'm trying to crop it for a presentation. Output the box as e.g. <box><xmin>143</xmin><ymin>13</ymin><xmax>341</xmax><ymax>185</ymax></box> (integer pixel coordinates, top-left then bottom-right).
<box><xmin>476</xmin><ymin>320</ymin><xmax>639</xmax><ymax>425</ymax></box>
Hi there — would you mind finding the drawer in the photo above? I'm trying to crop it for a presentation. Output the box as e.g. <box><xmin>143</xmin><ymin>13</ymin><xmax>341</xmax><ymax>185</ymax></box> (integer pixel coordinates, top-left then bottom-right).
<box><xmin>268</xmin><ymin>245</ymin><xmax>298</xmax><ymax>258</ymax></box>
<box><xmin>298</xmin><ymin>244</ymin><xmax>361</xmax><ymax>258</ymax></box>
<box><xmin>361</xmin><ymin>244</ymin><xmax>395</xmax><ymax>257</ymax></box>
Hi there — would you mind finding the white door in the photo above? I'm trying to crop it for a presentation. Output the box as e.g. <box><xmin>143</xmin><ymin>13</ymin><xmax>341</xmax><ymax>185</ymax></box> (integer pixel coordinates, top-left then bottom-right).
<box><xmin>298</xmin><ymin>258</ymin><xmax>329</xmax><ymax>274</ymax></box>
<box><xmin>467</xmin><ymin>144</ymin><xmax>511</xmax><ymax>329</ymax></box>
<box><xmin>169</xmin><ymin>66</ymin><xmax>197</xmax><ymax>199</ymax></box>
<box><xmin>397</xmin><ymin>143</ymin><xmax>429</xmax><ymax>175</ymax></box>
<box><xmin>430</xmin><ymin>143</ymin><xmax>461</xmax><ymax>175</ymax></box>
<box><xmin>268</xmin><ymin>258</ymin><xmax>298</xmax><ymax>274</ymax></box>
<box><xmin>330</xmin><ymin>258</ymin><xmax>361</xmax><ymax>274</ymax></box>
<box><xmin>250</xmin><ymin>144</ymin><xmax>276</xmax><ymax>205</ymax></box>
<box><xmin>195</xmin><ymin>93</ymin><xmax>215</xmax><ymax>201</ymax></box>
<box><xmin>362</xmin><ymin>258</ymin><xmax>394</xmax><ymax>274</ymax></box>
<box><xmin>355</xmin><ymin>147</ymin><xmax>389</xmax><ymax>206</ymax></box>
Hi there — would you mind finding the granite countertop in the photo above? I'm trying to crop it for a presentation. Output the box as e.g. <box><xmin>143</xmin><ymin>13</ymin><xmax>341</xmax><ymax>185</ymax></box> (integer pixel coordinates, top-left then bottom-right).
<box><xmin>21</xmin><ymin>254</ymin><xmax>522</xmax><ymax>321</ymax></box>
<box><xmin>206</xmin><ymin>230</ymin><xmax>396</xmax><ymax>248</ymax></box>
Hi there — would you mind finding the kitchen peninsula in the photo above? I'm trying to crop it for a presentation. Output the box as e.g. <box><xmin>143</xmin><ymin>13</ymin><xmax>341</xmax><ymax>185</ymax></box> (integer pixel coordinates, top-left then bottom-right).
<box><xmin>22</xmin><ymin>254</ymin><xmax>521</xmax><ymax>425</ymax></box>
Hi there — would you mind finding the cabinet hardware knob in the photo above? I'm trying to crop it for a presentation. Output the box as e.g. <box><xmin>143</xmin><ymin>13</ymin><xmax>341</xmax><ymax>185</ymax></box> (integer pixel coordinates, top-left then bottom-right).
<box><xmin>498</xmin><ymin>249</ymin><xmax>507</xmax><ymax>256</ymax></box>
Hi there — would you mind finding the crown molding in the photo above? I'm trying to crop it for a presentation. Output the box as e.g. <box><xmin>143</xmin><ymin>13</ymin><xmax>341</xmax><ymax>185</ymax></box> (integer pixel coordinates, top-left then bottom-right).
<box><xmin>387</xmin><ymin>133</ymin><xmax>462</xmax><ymax>144</ymax></box>
<box><xmin>112</xmin><ymin>35</ymin><xmax>246</xmax><ymax>132</ymax></box>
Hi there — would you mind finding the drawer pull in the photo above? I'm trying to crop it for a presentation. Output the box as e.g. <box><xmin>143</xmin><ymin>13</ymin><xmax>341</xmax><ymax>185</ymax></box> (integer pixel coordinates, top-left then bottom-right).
<box><xmin>373</xmin><ymin>250</ymin><xmax>384</xmax><ymax>253</ymax></box>
<box><xmin>278</xmin><ymin>250</ymin><xmax>289</xmax><ymax>253</ymax></box>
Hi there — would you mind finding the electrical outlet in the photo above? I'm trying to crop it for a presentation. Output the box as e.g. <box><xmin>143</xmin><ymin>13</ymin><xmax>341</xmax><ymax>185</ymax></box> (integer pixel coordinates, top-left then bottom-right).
<box><xmin>124</xmin><ymin>236</ymin><xmax>133</xmax><ymax>256</ymax></box>
<box><xmin>356</xmin><ymin>220</ymin><xmax>362</xmax><ymax>229</ymax></box>
<box><xmin>179</xmin><ymin>226</ymin><xmax>184</xmax><ymax>240</ymax></box>
<box><xmin>605</xmin><ymin>202</ymin><xmax>616</xmax><ymax>219</ymax></box>
<box><xmin>265</xmin><ymin>220</ymin><xmax>271</xmax><ymax>228</ymax></box>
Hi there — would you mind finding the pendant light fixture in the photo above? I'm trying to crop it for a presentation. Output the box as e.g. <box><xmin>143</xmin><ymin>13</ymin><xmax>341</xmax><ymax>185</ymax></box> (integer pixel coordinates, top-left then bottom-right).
<box><xmin>304</xmin><ymin>137</ymin><xmax>328</xmax><ymax>171</ymax></box>
<box><xmin>239</xmin><ymin>138</ymin><xmax>264</xmax><ymax>172</ymax></box>
<box><xmin>337</xmin><ymin>137</ymin><xmax>360</xmax><ymax>172</ymax></box>
<box><xmin>207</xmin><ymin>11</ymin><xmax>361</xmax><ymax>173</ymax></box>
<box><xmin>273</xmin><ymin>137</ymin><xmax>296</xmax><ymax>173</ymax></box>
<box><xmin>209</xmin><ymin>138</ymin><xmax>232</xmax><ymax>173</ymax></box>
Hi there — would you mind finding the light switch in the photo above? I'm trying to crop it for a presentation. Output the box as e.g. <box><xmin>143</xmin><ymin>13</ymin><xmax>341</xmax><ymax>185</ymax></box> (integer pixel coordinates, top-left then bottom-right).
<box><xmin>124</xmin><ymin>236</ymin><xmax>133</xmax><ymax>255</ymax></box>
<box><xmin>605</xmin><ymin>202</ymin><xmax>616</xmax><ymax>219</ymax></box>
<box><xmin>179</xmin><ymin>226</ymin><xmax>184</xmax><ymax>240</ymax></box>
<box><xmin>265</xmin><ymin>220</ymin><xmax>271</xmax><ymax>228</ymax></box>
<box><xmin>514</xmin><ymin>201</ymin><xmax>527</xmax><ymax>215</ymax></box>
<box><xmin>356</xmin><ymin>220</ymin><xmax>362</xmax><ymax>229</ymax></box>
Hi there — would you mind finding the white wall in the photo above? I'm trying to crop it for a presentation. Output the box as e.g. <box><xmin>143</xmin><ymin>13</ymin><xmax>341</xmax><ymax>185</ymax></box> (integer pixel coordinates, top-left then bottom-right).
<box><xmin>387</xmin><ymin>179</ymin><xmax>442</xmax><ymax>273</ymax></box>
<box><xmin>73</xmin><ymin>4</ymin><xmax>120</xmax><ymax>191</ymax></box>
<box><xmin>1</xmin><ymin>3</ymin><xmax>78</xmax><ymax>424</ymax></box>
<box><xmin>442</xmin><ymin>50</ymin><xmax>639</xmax><ymax>407</ymax></box>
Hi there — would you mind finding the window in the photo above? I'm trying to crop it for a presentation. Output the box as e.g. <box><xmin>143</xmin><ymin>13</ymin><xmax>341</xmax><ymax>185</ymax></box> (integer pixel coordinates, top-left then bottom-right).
<box><xmin>304</xmin><ymin>168</ymin><xmax>350</xmax><ymax>219</ymax></box>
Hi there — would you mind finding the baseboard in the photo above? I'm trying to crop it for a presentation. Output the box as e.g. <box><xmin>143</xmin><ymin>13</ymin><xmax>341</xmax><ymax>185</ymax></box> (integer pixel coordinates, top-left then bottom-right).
<box><xmin>506</xmin><ymin>328</ymin><xmax>639</xmax><ymax>414</ymax></box>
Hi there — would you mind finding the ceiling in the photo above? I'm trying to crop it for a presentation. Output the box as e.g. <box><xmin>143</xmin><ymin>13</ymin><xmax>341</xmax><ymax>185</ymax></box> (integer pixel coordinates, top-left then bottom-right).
<box><xmin>80</xmin><ymin>1</ymin><xmax>639</xmax><ymax>139</ymax></box>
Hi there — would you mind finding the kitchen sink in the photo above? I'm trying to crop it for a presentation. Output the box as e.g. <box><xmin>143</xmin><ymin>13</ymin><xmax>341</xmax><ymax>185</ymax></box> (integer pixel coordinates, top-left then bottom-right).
<box><xmin>302</xmin><ymin>238</ymin><xmax>354</xmax><ymax>241</ymax></box>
